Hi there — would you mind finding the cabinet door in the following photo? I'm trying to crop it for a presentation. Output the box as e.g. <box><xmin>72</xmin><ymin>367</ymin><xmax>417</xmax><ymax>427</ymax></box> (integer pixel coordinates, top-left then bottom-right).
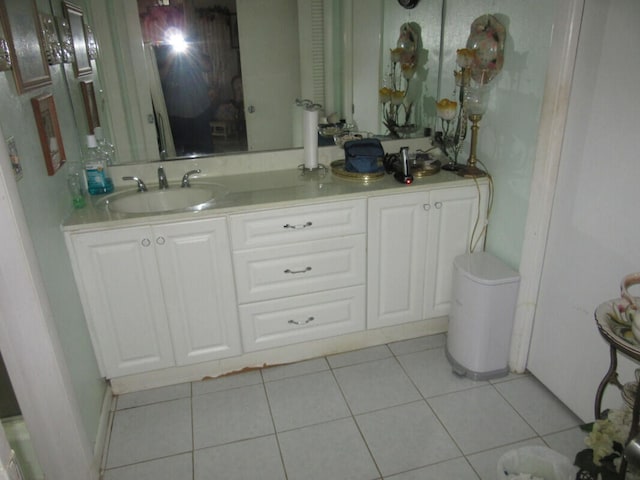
<box><xmin>423</xmin><ymin>185</ymin><xmax>488</xmax><ymax>318</ymax></box>
<box><xmin>367</xmin><ymin>192</ymin><xmax>429</xmax><ymax>329</ymax></box>
<box><xmin>154</xmin><ymin>218</ymin><xmax>241</xmax><ymax>365</ymax></box>
<box><xmin>70</xmin><ymin>227</ymin><xmax>175</xmax><ymax>378</ymax></box>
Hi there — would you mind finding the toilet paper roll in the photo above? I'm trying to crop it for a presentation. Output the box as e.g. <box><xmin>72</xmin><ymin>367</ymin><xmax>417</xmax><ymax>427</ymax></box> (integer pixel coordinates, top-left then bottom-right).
<box><xmin>303</xmin><ymin>108</ymin><xmax>319</xmax><ymax>170</ymax></box>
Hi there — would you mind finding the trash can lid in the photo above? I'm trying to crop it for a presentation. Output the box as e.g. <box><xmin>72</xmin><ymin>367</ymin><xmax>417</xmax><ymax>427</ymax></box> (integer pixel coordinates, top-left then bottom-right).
<box><xmin>454</xmin><ymin>252</ymin><xmax>520</xmax><ymax>286</ymax></box>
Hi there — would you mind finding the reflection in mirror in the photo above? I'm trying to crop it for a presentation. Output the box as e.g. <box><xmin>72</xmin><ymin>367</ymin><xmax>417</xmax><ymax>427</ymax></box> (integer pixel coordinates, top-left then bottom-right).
<box><xmin>138</xmin><ymin>1</ymin><xmax>246</xmax><ymax>157</ymax></box>
<box><xmin>85</xmin><ymin>0</ymin><xmax>444</xmax><ymax>164</ymax></box>
<box><xmin>89</xmin><ymin>0</ymin><xmax>349</xmax><ymax>163</ymax></box>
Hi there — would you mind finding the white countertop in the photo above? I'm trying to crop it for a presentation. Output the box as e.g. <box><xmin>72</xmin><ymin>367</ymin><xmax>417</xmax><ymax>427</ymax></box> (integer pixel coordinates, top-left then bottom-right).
<box><xmin>62</xmin><ymin>165</ymin><xmax>482</xmax><ymax>232</ymax></box>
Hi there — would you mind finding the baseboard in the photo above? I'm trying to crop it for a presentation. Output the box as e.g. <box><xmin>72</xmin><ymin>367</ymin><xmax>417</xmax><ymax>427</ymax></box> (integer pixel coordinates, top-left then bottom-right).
<box><xmin>109</xmin><ymin>317</ymin><xmax>448</xmax><ymax>395</ymax></box>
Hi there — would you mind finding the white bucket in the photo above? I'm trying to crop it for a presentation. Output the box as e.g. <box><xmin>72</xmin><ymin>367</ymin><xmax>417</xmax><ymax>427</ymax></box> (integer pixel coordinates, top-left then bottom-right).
<box><xmin>497</xmin><ymin>446</ymin><xmax>578</xmax><ymax>480</ymax></box>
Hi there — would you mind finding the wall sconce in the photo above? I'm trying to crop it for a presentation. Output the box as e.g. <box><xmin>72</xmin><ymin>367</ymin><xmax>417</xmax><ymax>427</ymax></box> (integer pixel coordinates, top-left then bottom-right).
<box><xmin>86</xmin><ymin>24</ymin><xmax>97</xmax><ymax>60</ymax></box>
<box><xmin>56</xmin><ymin>16</ymin><xmax>75</xmax><ymax>63</ymax></box>
<box><xmin>39</xmin><ymin>13</ymin><xmax>63</xmax><ymax>65</ymax></box>
<box><xmin>0</xmin><ymin>38</ymin><xmax>11</xmax><ymax>71</ymax></box>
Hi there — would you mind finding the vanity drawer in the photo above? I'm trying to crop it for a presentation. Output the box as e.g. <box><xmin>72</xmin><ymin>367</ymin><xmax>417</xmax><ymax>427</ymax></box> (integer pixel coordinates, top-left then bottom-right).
<box><xmin>229</xmin><ymin>199</ymin><xmax>366</xmax><ymax>249</ymax></box>
<box><xmin>238</xmin><ymin>285</ymin><xmax>365</xmax><ymax>352</ymax></box>
<box><xmin>233</xmin><ymin>235</ymin><xmax>366</xmax><ymax>303</ymax></box>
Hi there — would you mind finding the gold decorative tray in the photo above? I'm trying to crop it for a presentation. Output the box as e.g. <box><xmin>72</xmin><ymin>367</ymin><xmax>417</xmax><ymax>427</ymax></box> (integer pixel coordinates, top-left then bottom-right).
<box><xmin>411</xmin><ymin>159</ymin><xmax>441</xmax><ymax>178</ymax></box>
<box><xmin>330</xmin><ymin>160</ymin><xmax>386</xmax><ymax>183</ymax></box>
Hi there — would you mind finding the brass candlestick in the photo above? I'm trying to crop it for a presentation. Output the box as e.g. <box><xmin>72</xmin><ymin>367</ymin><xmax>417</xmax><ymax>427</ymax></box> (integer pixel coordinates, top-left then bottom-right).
<box><xmin>457</xmin><ymin>85</ymin><xmax>489</xmax><ymax>178</ymax></box>
<box><xmin>458</xmin><ymin>113</ymin><xmax>486</xmax><ymax>178</ymax></box>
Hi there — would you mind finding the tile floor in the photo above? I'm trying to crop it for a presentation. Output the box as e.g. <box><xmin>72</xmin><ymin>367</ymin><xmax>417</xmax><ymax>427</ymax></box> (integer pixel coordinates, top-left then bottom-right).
<box><xmin>101</xmin><ymin>334</ymin><xmax>586</xmax><ymax>480</ymax></box>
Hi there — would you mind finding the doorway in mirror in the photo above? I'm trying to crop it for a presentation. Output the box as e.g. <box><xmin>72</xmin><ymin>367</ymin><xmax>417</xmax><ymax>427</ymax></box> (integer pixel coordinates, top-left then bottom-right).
<box><xmin>138</xmin><ymin>0</ymin><xmax>247</xmax><ymax>156</ymax></box>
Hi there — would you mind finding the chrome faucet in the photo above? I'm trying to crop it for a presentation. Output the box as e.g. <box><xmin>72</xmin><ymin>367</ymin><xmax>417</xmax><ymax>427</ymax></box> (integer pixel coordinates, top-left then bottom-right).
<box><xmin>181</xmin><ymin>169</ymin><xmax>201</xmax><ymax>188</ymax></box>
<box><xmin>158</xmin><ymin>166</ymin><xmax>169</xmax><ymax>189</ymax></box>
<box><xmin>122</xmin><ymin>176</ymin><xmax>147</xmax><ymax>192</ymax></box>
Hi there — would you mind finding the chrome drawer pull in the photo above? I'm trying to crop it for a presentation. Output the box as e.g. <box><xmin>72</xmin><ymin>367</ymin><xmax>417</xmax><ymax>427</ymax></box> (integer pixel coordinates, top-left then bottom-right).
<box><xmin>284</xmin><ymin>266</ymin><xmax>312</xmax><ymax>274</ymax></box>
<box><xmin>288</xmin><ymin>317</ymin><xmax>315</xmax><ymax>326</ymax></box>
<box><xmin>283</xmin><ymin>221</ymin><xmax>312</xmax><ymax>229</ymax></box>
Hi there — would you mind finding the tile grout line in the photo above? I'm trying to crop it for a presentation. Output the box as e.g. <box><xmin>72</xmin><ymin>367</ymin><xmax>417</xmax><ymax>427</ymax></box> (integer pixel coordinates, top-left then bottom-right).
<box><xmin>259</xmin><ymin>368</ymin><xmax>290</xmax><ymax>480</ymax></box>
<box><xmin>190</xmin><ymin>381</ymin><xmax>195</xmax><ymax>480</ymax></box>
<box><xmin>326</xmin><ymin>354</ymin><xmax>385</xmax><ymax>480</ymax></box>
<box><xmin>390</xmin><ymin>344</ymin><xmax>473</xmax><ymax>474</ymax></box>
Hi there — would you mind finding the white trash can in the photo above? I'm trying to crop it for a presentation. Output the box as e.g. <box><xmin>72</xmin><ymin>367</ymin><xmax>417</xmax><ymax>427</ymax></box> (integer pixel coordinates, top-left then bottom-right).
<box><xmin>446</xmin><ymin>252</ymin><xmax>520</xmax><ymax>380</ymax></box>
<box><xmin>497</xmin><ymin>446</ymin><xmax>578</xmax><ymax>480</ymax></box>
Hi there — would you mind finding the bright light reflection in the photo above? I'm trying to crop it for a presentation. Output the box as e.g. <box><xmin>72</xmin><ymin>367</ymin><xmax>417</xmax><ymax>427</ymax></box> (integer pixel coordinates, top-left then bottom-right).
<box><xmin>167</xmin><ymin>30</ymin><xmax>188</xmax><ymax>53</ymax></box>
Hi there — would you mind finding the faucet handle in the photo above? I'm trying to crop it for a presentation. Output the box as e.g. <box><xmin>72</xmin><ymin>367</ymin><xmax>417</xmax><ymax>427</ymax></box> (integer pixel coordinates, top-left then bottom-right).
<box><xmin>181</xmin><ymin>169</ymin><xmax>201</xmax><ymax>188</ymax></box>
<box><xmin>122</xmin><ymin>176</ymin><xmax>147</xmax><ymax>192</ymax></box>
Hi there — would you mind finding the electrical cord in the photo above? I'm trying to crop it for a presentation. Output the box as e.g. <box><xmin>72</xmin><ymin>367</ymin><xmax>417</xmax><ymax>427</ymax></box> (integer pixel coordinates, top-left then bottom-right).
<box><xmin>467</xmin><ymin>159</ymin><xmax>494</xmax><ymax>253</ymax></box>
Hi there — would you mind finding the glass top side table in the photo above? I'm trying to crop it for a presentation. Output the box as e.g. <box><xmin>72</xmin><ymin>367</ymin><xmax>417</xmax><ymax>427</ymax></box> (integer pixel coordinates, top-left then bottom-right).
<box><xmin>594</xmin><ymin>299</ymin><xmax>640</xmax><ymax>475</ymax></box>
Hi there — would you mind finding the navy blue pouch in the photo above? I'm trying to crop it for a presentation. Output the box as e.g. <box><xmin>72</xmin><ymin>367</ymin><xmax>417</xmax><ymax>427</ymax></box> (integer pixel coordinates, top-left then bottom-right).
<box><xmin>343</xmin><ymin>138</ymin><xmax>385</xmax><ymax>173</ymax></box>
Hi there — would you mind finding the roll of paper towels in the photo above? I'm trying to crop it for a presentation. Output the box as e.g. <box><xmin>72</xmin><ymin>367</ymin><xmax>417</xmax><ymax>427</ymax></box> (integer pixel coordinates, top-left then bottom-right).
<box><xmin>303</xmin><ymin>108</ymin><xmax>319</xmax><ymax>170</ymax></box>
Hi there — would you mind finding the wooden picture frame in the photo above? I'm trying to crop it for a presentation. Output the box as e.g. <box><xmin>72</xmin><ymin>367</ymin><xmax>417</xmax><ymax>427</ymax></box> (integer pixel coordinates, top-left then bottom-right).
<box><xmin>31</xmin><ymin>94</ymin><xmax>66</xmax><ymax>176</ymax></box>
<box><xmin>80</xmin><ymin>80</ymin><xmax>99</xmax><ymax>133</ymax></box>
<box><xmin>0</xmin><ymin>0</ymin><xmax>52</xmax><ymax>93</ymax></box>
<box><xmin>62</xmin><ymin>1</ymin><xmax>91</xmax><ymax>76</ymax></box>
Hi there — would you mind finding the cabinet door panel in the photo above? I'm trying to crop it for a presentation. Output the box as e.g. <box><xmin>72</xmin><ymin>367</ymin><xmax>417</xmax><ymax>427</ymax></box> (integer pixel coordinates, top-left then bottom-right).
<box><xmin>70</xmin><ymin>227</ymin><xmax>174</xmax><ymax>377</ymax></box>
<box><xmin>367</xmin><ymin>192</ymin><xmax>428</xmax><ymax>329</ymax></box>
<box><xmin>155</xmin><ymin>218</ymin><xmax>241</xmax><ymax>365</ymax></box>
<box><xmin>423</xmin><ymin>185</ymin><xmax>487</xmax><ymax>317</ymax></box>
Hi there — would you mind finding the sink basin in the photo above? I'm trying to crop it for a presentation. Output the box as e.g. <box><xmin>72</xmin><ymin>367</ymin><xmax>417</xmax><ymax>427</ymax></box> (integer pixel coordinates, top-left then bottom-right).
<box><xmin>98</xmin><ymin>184</ymin><xmax>228</xmax><ymax>214</ymax></box>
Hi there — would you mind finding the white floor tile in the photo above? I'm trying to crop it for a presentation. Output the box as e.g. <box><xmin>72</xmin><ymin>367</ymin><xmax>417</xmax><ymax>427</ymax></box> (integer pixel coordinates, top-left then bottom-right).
<box><xmin>103</xmin><ymin>453</ymin><xmax>192</xmax><ymax>480</ymax></box>
<box><xmin>106</xmin><ymin>398</ymin><xmax>192</xmax><ymax>468</ymax></box>
<box><xmin>261</xmin><ymin>357</ymin><xmax>329</xmax><ymax>382</ymax></box>
<box><xmin>465</xmin><ymin>438</ymin><xmax>547</xmax><ymax>480</ymax></box>
<box><xmin>327</xmin><ymin>345</ymin><xmax>392</xmax><ymax>368</ymax></box>
<box><xmin>428</xmin><ymin>385</ymin><xmax>537</xmax><ymax>454</ymax></box>
<box><xmin>333</xmin><ymin>357</ymin><xmax>421</xmax><ymax>414</ymax></box>
<box><xmin>265</xmin><ymin>370</ymin><xmax>350</xmax><ymax>431</ymax></box>
<box><xmin>386</xmin><ymin>457</ymin><xmax>479</xmax><ymax>480</ymax></box>
<box><xmin>494</xmin><ymin>376</ymin><xmax>581</xmax><ymax>435</ymax></box>
<box><xmin>102</xmin><ymin>335</ymin><xmax>586</xmax><ymax>479</ymax></box>
<box><xmin>278</xmin><ymin>418</ymin><xmax>379</xmax><ymax>480</ymax></box>
<box><xmin>194</xmin><ymin>436</ymin><xmax>285</xmax><ymax>480</ymax></box>
<box><xmin>192</xmin><ymin>370</ymin><xmax>262</xmax><ymax>396</ymax></box>
<box><xmin>356</xmin><ymin>401</ymin><xmax>461</xmax><ymax>477</ymax></box>
<box><xmin>543</xmin><ymin>426</ymin><xmax>587</xmax><ymax>462</ymax></box>
<box><xmin>116</xmin><ymin>383</ymin><xmax>191</xmax><ymax>410</ymax></box>
<box><xmin>388</xmin><ymin>334</ymin><xmax>446</xmax><ymax>356</ymax></box>
<box><xmin>192</xmin><ymin>384</ymin><xmax>274</xmax><ymax>449</ymax></box>
<box><xmin>397</xmin><ymin>347</ymin><xmax>486</xmax><ymax>398</ymax></box>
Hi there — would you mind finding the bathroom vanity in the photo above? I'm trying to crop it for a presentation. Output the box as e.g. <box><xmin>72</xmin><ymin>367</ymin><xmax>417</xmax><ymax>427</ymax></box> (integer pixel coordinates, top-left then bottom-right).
<box><xmin>63</xmin><ymin>166</ymin><xmax>488</xmax><ymax>393</ymax></box>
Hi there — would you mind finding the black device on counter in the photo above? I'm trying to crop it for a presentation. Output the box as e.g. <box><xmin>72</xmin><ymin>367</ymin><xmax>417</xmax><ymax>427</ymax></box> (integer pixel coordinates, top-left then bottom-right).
<box><xmin>393</xmin><ymin>146</ymin><xmax>413</xmax><ymax>185</ymax></box>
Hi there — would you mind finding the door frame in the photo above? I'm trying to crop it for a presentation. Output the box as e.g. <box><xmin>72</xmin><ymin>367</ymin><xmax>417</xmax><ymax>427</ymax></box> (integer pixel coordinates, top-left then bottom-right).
<box><xmin>0</xmin><ymin>127</ymin><xmax>97</xmax><ymax>478</ymax></box>
<box><xmin>508</xmin><ymin>0</ymin><xmax>585</xmax><ymax>371</ymax></box>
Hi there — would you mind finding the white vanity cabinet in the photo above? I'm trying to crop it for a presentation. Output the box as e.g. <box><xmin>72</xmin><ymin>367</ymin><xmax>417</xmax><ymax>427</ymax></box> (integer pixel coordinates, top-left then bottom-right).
<box><xmin>229</xmin><ymin>199</ymin><xmax>367</xmax><ymax>352</ymax></box>
<box><xmin>64</xmin><ymin>176</ymin><xmax>490</xmax><ymax>384</ymax></box>
<box><xmin>66</xmin><ymin>217</ymin><xmax>241</xmax><ymax>378</ymax></box>
<box><xmin>367</xmin><ymin>184</ymin><xmax>488</xmax><ymax>329</ymax></box>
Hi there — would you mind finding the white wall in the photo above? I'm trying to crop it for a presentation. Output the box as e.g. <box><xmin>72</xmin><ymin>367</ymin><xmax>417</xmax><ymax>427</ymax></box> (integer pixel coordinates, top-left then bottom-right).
<box><xmin>442</xmin><ymin>0</ymin><xmax>556</xmax><ymax>270</ymax></box>
<box><xmin>528</xmin><ymin>0</ymin><xmax>640</xmax><ymax>421</ymax></box>
<box><xmin>0</xmin><ymin>0</ymin><xmax>106</xmax><ymax>453</ymax></box>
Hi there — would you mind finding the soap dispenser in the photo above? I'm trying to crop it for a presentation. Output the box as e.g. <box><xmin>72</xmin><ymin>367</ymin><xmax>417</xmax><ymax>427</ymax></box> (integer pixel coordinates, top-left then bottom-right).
<box><xmin>84</xmin><ymin>135</ymin><xmax>114</xmax><ymax>195</ymax></box>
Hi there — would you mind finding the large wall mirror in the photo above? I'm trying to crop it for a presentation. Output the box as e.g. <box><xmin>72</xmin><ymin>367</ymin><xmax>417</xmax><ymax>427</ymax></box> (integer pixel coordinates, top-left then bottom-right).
<box><xmin>80</xmin><ymin>0</ymin><xmax>443</xmax><ymax>164</ymax></box>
